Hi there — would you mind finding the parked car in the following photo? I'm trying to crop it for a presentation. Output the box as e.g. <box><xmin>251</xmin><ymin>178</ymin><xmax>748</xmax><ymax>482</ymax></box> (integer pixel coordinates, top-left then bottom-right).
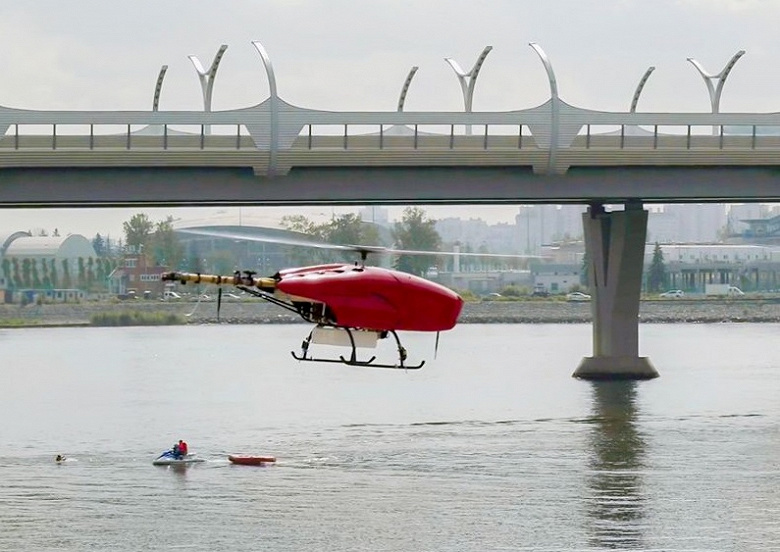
<box><xmin>531</xmin><ymin>289</ymin><xmax>550</xmax><ymax>297</ymax></box>
<box><xmin>659</xmin><ymin>289</ymin><xmax>685</xmax><ymax>298</ymax></box>
<box><xmin>565</xmin><ymin>291</ymin><xmax>591</xmax><ymax>302</ymax></box>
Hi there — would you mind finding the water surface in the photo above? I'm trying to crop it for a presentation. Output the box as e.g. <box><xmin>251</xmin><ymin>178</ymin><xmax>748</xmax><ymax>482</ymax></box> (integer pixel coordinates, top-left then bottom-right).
<box><xmin>1</xmin><ymin>323</ymin><xmax>778</xmax><ymax>551</ymax></box>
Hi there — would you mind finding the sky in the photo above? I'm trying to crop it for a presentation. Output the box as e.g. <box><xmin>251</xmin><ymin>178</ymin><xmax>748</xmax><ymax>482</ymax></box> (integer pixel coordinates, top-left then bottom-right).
<box><xmin>1</xmin><ymin>0</ymin><xmax>779</xmax><ymax>238</ymax></box>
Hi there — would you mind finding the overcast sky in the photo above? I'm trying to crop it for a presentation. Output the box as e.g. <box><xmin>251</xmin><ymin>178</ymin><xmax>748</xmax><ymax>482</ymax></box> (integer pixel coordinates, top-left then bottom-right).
<box><xmin>1</xmin><ymin>0</ymin><xmax>779</xmax><ymax>238</ymax></box>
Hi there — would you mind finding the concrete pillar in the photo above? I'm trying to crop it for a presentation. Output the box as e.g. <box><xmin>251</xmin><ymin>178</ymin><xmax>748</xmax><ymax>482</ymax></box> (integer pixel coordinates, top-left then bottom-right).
<box><xmin>574</xmin><ymin>203</ymin><xmax>659</xmax><ymax>380</ymax></box>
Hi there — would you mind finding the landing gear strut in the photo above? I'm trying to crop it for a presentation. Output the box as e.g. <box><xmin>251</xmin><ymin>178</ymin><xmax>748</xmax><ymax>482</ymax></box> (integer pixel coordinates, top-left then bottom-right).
<box><xmin>291</xmin><ymin>325</ymin><xmax>424</xmax><ymax>370</ymax></box>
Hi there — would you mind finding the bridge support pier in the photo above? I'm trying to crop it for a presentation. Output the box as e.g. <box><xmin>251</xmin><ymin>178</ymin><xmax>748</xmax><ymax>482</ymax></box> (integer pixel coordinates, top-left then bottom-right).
<box><xmin>573</xmin><ymin>202</ymin><xmax>659</xmax><ymax>380</ymax></box>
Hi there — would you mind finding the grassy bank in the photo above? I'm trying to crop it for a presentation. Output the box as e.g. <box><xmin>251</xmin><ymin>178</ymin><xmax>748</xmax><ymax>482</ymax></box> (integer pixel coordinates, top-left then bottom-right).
<box><xmin>89</xmin><ymin>311</ymin><xmax>186</xmax><ymax>327</ymax></box>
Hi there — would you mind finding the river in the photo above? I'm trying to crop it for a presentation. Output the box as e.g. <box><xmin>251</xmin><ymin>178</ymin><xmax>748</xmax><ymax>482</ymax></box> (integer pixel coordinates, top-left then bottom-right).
<box><xmin>1</xmin><ymin>323</ymin><xmax>778</xmax><ymax>551</ymax></box>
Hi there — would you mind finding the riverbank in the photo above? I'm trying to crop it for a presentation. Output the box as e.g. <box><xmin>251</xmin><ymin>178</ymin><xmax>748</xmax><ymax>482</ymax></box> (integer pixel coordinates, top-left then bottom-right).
<box><xmin>2</xmin><ymin>297</ymin><xmax>780</xmax><ymax>327</ymax></box>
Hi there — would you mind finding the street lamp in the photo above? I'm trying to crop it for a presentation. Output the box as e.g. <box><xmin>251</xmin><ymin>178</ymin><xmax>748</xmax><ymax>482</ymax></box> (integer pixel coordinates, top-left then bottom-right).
<box><xmin>396</xmin><ymin>66</ymin><xmax>419</xmax><ymax>112</ymax></box>
<box><xmin>445</xmin><ymin>46</ymin><xmax>492</xmax><ymax>135</ymax></box>
<box><xmin>630</xmin><ymin>66</ymin><xmax>655</xmax><ymax>113</ymax></box>
<box><xmin>152</xmin><ymin>65</ymin><xmax>168</xmax><ymax>111</ymax></box>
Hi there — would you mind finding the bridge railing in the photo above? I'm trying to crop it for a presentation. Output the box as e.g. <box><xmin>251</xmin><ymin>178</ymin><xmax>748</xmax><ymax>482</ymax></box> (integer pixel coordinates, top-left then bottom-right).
<box><xmin>294</xmin><ymin>124</ymin><xmax>530</xmax><ymax>150</ymax></box>
<box><xmin>0</xmin><ymin>124</ymin><xmax>254</xmax><ymax>150</ymax></box>
<box><xmin>2</xmin><ymin>120</ymin><xmax>780</xmax><ymax>151</ymax></box>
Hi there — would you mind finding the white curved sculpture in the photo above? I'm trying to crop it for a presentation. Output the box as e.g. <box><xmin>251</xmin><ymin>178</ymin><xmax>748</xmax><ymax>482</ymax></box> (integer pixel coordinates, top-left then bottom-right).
<box><xmin>445</xmin><ymin>46</ymin><xmax>492</xmax><ymax>135</ymax></box>
<box><xmin>687</xmin><ymin>50</ymin><xmax>745</xmax><ymax>115</ymax></box>
<box><xmin>251</xmin><ymin>40</ymin><xmax>279</xmax><ymax>176</ymax></box>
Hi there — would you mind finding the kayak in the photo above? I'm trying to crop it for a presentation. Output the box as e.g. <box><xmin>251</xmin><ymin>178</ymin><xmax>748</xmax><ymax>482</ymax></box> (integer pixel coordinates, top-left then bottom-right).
<box><xmin>153</xmin><ymin>451</ymin><xmax>205</xmax><ymax>466</ymax></box>
<box><xmin>228</xmin><ymin>455</ymin><xmax>276</xmax><ymax>466</ymax></box>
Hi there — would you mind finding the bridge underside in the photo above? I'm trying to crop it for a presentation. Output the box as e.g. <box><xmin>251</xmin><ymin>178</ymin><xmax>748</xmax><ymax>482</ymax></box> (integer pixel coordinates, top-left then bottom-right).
<box><xmin>1</xmin><ymin>165</ymin><xmax>779</xmax><ymax>207</ymax></box>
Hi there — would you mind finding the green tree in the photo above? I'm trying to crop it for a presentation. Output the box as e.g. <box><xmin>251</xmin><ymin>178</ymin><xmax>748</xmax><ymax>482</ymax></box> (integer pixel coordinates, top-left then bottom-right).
<box><xmin>149</xmin><ymin>216</ymin><xmax>184</xmax><ymax>268</ymax></box>
<box><xmin>87</xmin><ymin>257</ymin><xmax>95</xmax><ymax>289</ymax></box>
<box><xmin>327</xmin><ymin>214</ymin><xmax>380</xmax><ymax>244</ymax></box>
<box><xmin>280</xmin><ymin>213</ymin><xmax>383</xmax><ymax>265</ymax></box>
<box><xmin>500</xmin><ymin>285</ymin><xmax>522</xmax><ymax>297</ymax></box>
<box><xmin>1</xmin><ymin>258</ymin><xmax>11</xmax><ymax>289</ymax></box>
<box><xmin>279</xmin><ymin>214</ymin><xmax>321</xmax><ymax>237</ymax></box>
<box><xmin>323</xmin><ymin>213</ymin><xmax>382</xmax><ymax>263</ymax></box>
<box><xmin>31</xmin><ymin>259</ymin><xmax>41</xmax><ymax>288</ymax></box>
<box><xmin>647</xmin><ymin>242</ymin><xmax>667</xmax><ymax>293</ymax></box>
<box><xmin>49</xmin><ymin>259</ymin><xmax>58</xmax><ymax>288</ymax></box>
<box><xmin>123</xmin><ymin>213</ymin><xmax>154</xmax><ymax>255</ymax></box>
<box><xmin>92</xmin><ymin>233</ymin><xmax>106</xmax><ymax>256</ymax></box>
<box><xmin>21</xmin><ymin>258</ymin><xmax>32</xmax><ymax>288</ymax></box>
<box><xmin>41</xmin><ymin>258</ymin><xmax>51</xmax><ymax>289</ymax></box>
<box><xmin>61</xmin><ymin>259</ymin><xmax>71</xmax><ymax>289</ymax></box>
<box><xmin>12</xmin><ymin>258</ymin><xmax>21</xmax><ymax>288</ymax></box>
<box><xmin>391</xmin><ymin>207</ymin><xmax>441</xmax><ymax>276</ymax></box>
<box><xmin>98</xmin><ymin>258</ymin><xmax>115</xmax><ymax>291</ymax></box>
<box><xmin>77</xmin><ymin>257</ymin><xmax>86</xmax><ymax>289</ymax></box>
<box><xmin>95</xmin><ymin>258</ymin><xmax>109</xmax><ymax>289</ymax></box>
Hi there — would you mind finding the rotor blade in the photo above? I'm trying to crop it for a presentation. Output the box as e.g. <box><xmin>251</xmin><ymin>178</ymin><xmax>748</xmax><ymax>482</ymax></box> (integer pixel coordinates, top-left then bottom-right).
<box><xmin>387</xmin><ymin>248</ymin><xmax>546</xmax><ymax>259</ymax></box>
<box><xmin>178</xmin><ymin>227</ymin><xmax>358</xmax><ymax>252</ymax></box>
<box><xmin>178</xmin><ymin>227</ymin><xmax>546</xmax><ymax>259</ymax></box>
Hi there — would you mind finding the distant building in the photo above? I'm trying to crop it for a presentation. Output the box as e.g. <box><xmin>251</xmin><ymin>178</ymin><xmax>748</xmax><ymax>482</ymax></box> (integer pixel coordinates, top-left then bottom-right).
<box><xmin>646</xmin><ymin>209</ymin><xmax>678</xmax><ymax>243</ymax></box>
<box><xmin>728</xmin><ymin>204</ymin><xmax>767</xmax><ymax>236</ymax></box>
<box><xmin>662</xmin><ymin>204</ymin><xmax>726</xmax><ymax>243</ymax></box>
<box><xmin>645</xmin><ymin>243</ymin><xmax>780</xmax><ymax>292</ymax></box>
<box><xmin>739</xmin><ymin>214</ymin><xmax>780</xmax><ymax>242</ymax></box>
<box><xmin>541</xmin><ymin>241</ymin><xmax>585</xmax><ymax>264</ymax></box>
<box><xmin>515</xmin><ymin>205</ymin><xmax>585</xmax><ymax>256</ymax></box>
<box><xmin>0</xmin><ymin>232</ymin><xmax>98</xmax><ymax>302</ymax></box>
<box><xmin>530</xmin><ymin>263</ymin><xmax>582</xmax><ymax>294</ymax></box>
<box><xmin>435</xmin><ymin>269</ymin><xmax>532</xmax><ymax>295</ymax></box>
<box><xmin>108</xmin><ymin>252</ymin><xmax>169</xmax><ymax>297</ymax></box>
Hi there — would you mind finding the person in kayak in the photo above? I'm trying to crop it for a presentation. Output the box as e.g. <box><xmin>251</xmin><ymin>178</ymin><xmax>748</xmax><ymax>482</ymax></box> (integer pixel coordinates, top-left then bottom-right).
<box><xmin>55</xmin><ymin>454</ymin><xmax>65</xmax><ymax>462</ymax></box>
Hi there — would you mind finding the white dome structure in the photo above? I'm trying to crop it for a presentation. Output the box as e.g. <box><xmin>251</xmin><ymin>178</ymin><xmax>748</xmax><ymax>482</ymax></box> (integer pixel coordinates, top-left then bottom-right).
<box><xmin>4</xmin><ymin>234</ymin><xmax>97</xmax><ymax>261</ymax></box>
<box><xmin>1</xmin><ymin>233</ymin><xmax>98</xmax><ymax>300</ymax></box>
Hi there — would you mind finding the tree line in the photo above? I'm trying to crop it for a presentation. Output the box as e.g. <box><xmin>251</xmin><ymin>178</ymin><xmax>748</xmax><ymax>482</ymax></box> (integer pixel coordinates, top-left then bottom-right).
<box><xmin>1</xmin><ymin>207</ymin><xmax>448</xmax><ymax>294</ymax></box>
<box><xmin>280</xmin><ymin>207</ymin><xmax>442</xmax><ymax>276</ymax></box>
<box><xmin>1</xmin><ymin>256</ymin><xmax>115</xmax><ymax>291</ymax></box>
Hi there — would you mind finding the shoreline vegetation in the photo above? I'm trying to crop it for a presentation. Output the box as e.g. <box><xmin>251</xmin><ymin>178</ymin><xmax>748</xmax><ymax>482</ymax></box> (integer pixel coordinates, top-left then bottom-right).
<box><xmin>89</xmin><ymin>311</ymin><xmax>185</xmax><ymax>327</ymax></box>
<box><xmin>1</xmin><ymin>297</ymin><xmax>780</xmax><ymax>328</ymax></box>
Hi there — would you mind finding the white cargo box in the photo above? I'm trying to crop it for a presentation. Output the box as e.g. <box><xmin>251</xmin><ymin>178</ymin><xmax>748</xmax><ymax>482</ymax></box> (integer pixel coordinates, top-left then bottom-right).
<box><xmin>311</xmin><ymin>327</ymin><xmax>379</xmax><ymax>349</ymax></box>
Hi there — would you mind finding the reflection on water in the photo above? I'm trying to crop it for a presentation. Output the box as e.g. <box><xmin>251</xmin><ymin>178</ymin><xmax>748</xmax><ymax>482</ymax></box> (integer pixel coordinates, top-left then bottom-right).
<box><xmin>586</xmin><ymin>381</ymin><xmax>647</xmax><ymax>550</ymax></box>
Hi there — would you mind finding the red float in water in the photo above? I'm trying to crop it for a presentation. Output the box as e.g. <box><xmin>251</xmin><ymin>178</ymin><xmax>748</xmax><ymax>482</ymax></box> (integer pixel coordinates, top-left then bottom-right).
<box><xmin>228</xmin><ymin>455</ymin><xmax>277</xmax><ymax>466</ymax></box>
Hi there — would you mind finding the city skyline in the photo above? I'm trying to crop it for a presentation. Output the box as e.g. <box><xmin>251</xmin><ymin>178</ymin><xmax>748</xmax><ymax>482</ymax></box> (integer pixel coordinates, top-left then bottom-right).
<box><xmin>4</xmin><ymin>203</ymin><xmax>779</xmax><ymax>255</ymax></box>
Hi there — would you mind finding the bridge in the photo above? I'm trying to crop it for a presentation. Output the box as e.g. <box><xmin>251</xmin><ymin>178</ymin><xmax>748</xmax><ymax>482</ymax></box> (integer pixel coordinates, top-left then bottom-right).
<box><xmin>2</xmin><ymin>42</ymin><xmax>779</xmax><ymax>380</ymax></box>
<box><xmin>1</xmin><ymin>104</ymin><xmax>780</xmax><ymax>207</ymax></box>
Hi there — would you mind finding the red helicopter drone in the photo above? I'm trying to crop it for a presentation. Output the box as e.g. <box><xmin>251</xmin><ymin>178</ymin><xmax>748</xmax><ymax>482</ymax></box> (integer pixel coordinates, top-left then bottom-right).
<box><xmin>162</xmin><ymin>228</ymin><xmax>536</xmax><ymax>370</ymax></box>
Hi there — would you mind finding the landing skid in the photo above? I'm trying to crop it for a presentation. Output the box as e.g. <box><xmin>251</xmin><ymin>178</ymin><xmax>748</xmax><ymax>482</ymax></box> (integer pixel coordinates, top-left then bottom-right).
<box><xmin>291</xmin><ymin>326</ymin><xmax>425</xmax><ymax>370</ymax></box>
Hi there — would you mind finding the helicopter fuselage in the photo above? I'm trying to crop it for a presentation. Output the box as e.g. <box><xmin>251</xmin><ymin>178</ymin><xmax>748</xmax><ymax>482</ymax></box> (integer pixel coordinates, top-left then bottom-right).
<box><xmin>275</xmin><ymin>264</ymin><xmax>463</xmax><ymax>332</ymax></box>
